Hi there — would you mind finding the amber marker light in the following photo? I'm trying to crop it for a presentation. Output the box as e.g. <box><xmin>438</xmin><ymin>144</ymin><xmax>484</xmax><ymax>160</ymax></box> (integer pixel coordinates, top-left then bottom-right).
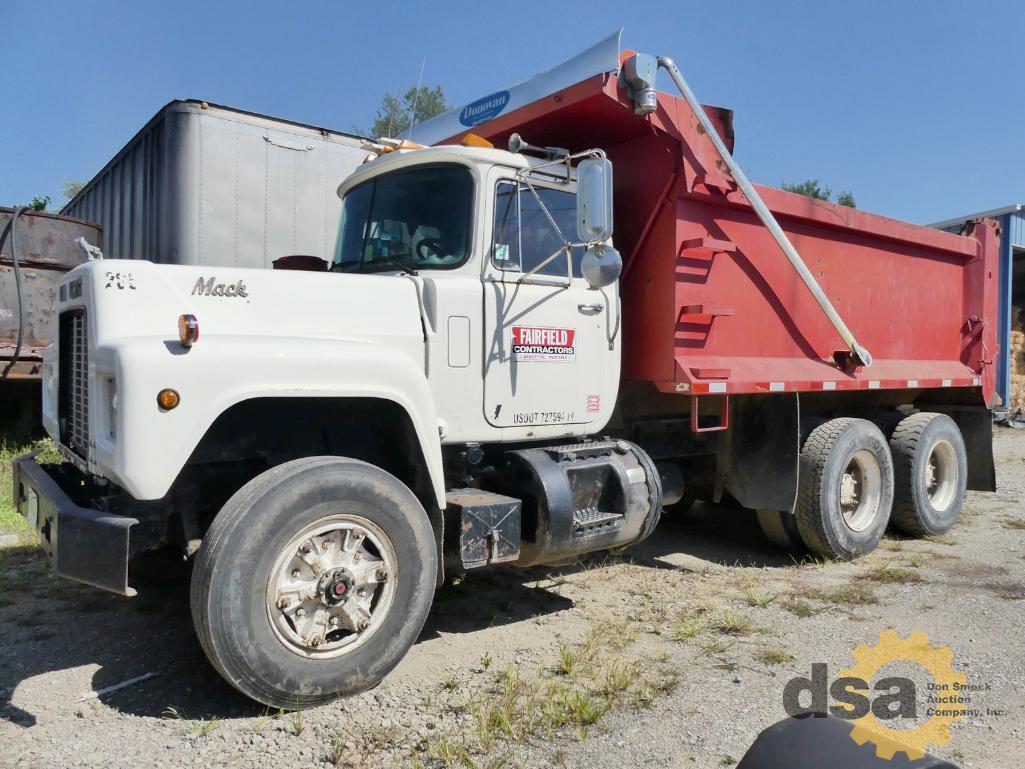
<box><xmin>157</xmin><ymin>389</ymin><xmax>180</xmax><ymax>410</ymax></box>
<box><xmin>178</xmin><ymin>314</ymin><xmax>199</xmax><ymax>347</ymax></box>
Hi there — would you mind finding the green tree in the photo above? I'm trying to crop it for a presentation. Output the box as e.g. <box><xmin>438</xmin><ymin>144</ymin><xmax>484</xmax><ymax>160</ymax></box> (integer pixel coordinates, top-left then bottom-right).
<box><xmin>781</xmin><ymin>178</ymin><xmax>856</xmax><ymax>208</ymax></box>
<box><xmin>365</xmin><ymin>85</ymin><xmax>449</xmax><ymax>139</ymax></box>
<box><xmin>62</xmin><ymin>179</ymin><xmax>85</xmax><ymax>201</ymax></box>
<box><xmin>29</xmin><ymin>195</ymin><xmax>50</xmax><ymax>211</ymax></box>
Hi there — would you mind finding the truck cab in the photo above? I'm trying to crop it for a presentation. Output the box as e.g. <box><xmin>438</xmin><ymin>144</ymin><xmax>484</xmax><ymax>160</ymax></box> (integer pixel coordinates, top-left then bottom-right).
<box><xmin>330</xmin><ymin>142</ymin><xmax>620</xmax><ymax>443</ymax></box>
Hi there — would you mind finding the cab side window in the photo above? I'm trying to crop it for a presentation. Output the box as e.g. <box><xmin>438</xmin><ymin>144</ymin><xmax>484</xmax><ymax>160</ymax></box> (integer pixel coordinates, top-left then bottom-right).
<box><xmin>493</xmin><ymin>181</ymin><xmax>582</xmax><ymax>278</ymax></box>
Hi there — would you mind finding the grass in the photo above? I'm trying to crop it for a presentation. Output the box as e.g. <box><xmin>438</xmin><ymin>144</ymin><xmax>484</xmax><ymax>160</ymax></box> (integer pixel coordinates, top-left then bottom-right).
<box><xmin>328</xmin><ymin>734</ymin><xmax>347</xmax><ymax>767</ymax></box>
<box><xmin>1002</xmin><ymin>517</ymin><xmax>1025</xmax><ymax>531</ymax></box>
<box><xmin>554</xmin><ymin>640</ymin><xmax>581</xmax><ymax>677</ymax></box>
<box><xmin>700</xmin><ymin>638</ymin><xmax>734</xmax><ymax>655</ymax></box>
<box><xmin>426</xmin><ymin>736</ymin><xmax>470</xmax><ymax>767</ymax></box>
<box><xmin>595</xmin><ymin>660</ymin><xmax>636</xmax><ymax>698</ymax></box>
<box><xmin>781</xmin><ymin>599</ymin><xmax>816</xmax><ymax>618</ymax></box>
<box><xmin>413</xmin><ymin>619</ymin><xmax>663</xmax><ymax>767</ymax></box>
<box><xmin>670</xmin><ymin>616</ymin><xmax>705</xmax><ymax>642</ymax></box>
<box><xmin>808</xmin><ymin>584</ymin><xmax>879</xmax><ymax>607</ymax></box>
<box><xmin>743</xmin><ymin>589</ymin><xmax>777</xmax><ymax>608</ymax></box>
<box><xmin>251</xmin><ymin>707</ymin><xmax>277</xmax><ymax>732</ymax></box>
<box><xmin>441</xmin><ymin>674</ymin><xmax>460</xmax><ymax>691</ymax></box>
<box><xmin>669</xmin><ymin>606</ymin><xmax>707</xmax><ymax>642</ymax></box>
<box><xmin>755</xmin><ymin>648</ymin><xmax>795</xmax><ymax>666</ymax></box>
<box><xmin>711</xmin><ymin>609</ymin><xmax>755</xmax><ymax>636</ymax></box>
<box><xmin>0</xmin><ymin>437</ymin><xmax>60</xmax><ymax>542</ymax></box>
<box><xmin>866</xmin><ymin>563</ymin><xmax>924</xmax><ymax>585</ymax></box>
<box><xmin>162</xmin><ymin>707</ymin><xmax>221</xmax><ymax>738</ymax></box>
<box><xmin>286</xmin><ymin>706</ymin><xmax>305</xmax><ymax>736</ymax></box>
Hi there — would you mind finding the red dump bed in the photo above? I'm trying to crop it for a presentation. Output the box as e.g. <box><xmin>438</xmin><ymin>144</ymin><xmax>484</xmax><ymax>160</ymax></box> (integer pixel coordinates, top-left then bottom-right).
<box><xmin>440</xmin><ymin>64</ymin><xmax>999</xmax><ymax>406</ymax></box>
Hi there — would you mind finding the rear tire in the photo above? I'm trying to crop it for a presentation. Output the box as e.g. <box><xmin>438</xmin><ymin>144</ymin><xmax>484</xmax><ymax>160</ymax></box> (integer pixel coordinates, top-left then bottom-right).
<box><xmin>666</xmin><ymin>486</ymin><xmax>700</xmax><ymax>518</ymax></box>
<box><xmin>889</xmin><ymin>413</ymin><xmax>967</xmax><ymax>536</ymax></box>
<box><xmin>190</xmin><ymin>457</ymin><xmax>437</xmax><ymax>709</ymax></box>
<box><xmin>756</xmin><ymin>509</ymin><xmax>805</xmax><ymax>553</ymax></box>
<box><xmin>795</xmin><ymin>418</ymin><xmax>894</xmax><ymax>560</ymax></box>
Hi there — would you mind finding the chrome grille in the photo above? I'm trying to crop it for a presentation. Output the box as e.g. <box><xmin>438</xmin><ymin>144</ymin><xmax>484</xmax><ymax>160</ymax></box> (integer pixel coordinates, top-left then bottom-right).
<box><xmin>58</xmin><ymin>310</ymin><xmax>89</xmax><ymax>458</ymax></box>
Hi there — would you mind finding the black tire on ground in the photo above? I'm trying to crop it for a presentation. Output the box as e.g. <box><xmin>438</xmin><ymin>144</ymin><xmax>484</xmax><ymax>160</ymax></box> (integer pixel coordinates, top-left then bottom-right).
<box><xmin>190</xmin><ymin>457</ymin><xmax>437</xmax><ymax>709</ymax></box>
<box><xmin>795</xmin><ymin>418</ymin><xmax>894</xmax><ymax>560</ymax></box>
<box><xmin>889</xmin><ymin>412</ymin><xmax>967</xmax><ymax>536</ymax></box>
<box><xmin>756</xmin><ymin>509</ymin><xmax>805</xmax><ymax>553</ymax></box>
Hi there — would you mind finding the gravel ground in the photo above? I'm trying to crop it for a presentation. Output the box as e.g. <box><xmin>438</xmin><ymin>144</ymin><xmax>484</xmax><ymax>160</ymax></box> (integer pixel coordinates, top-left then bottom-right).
<box><xmin>1</xmin><ymin>429</ymin><xmax>1023</xmax><ymax>769</ymax></box>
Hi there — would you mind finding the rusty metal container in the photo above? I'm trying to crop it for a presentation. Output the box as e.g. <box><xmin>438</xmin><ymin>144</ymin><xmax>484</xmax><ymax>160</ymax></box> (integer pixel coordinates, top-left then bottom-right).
<box><xmin>0</xmin><ymin>208</ymin><xmax>101</xmax><ymax>380</ymax></box>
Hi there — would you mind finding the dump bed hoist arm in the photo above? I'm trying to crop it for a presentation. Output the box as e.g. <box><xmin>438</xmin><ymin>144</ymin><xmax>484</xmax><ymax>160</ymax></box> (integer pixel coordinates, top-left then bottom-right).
<box><xmin>652</xmin><ymin>56</ymin><xmax>873</xmax><ymax>369</ymax></box>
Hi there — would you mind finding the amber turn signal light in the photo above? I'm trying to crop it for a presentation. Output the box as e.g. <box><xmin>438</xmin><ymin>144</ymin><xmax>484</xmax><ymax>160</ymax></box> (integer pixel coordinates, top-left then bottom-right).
<box><xmin>178</xmin><ymin>314</ymin><xmax>199</xmax><ymax>347</ymax></box>
<box><xmin>157</xmin><ymin>389</ymin><xmax>180</xmax><ymax>410</ymax></box>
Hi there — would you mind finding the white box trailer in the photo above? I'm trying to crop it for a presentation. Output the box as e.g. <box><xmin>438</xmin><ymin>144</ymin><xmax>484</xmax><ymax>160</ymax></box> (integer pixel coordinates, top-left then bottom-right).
<box><xmin>62</xmin><ymin>100</ymin><xmax>368</xmax><ymax>268</ymax></box>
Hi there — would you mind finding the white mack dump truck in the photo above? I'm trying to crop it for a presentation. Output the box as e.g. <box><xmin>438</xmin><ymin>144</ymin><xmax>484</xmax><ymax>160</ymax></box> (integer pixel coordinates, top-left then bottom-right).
<box><xmin>14</xmin><ymin>45</ymin><xmax>997</xmax><ymax>708</ymax></box>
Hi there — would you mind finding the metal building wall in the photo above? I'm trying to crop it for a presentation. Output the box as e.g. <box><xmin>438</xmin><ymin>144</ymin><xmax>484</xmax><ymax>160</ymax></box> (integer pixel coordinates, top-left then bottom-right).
<box><xmin>62</xmin><ymin>101</ymin><xmax>368</xmax><ymax>268</ymax></box>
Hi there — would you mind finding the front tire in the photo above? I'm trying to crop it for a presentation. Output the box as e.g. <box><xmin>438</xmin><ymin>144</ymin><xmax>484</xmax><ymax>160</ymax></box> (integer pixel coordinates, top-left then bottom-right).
<box><xmin>190</xmin><ymin>457</ymin><xmax>437</xmax><ymax>709</ymax></box>
<box><xmin>795</xmin><ymin>418</ymin><xmax>894</xmax><ymax>560</ymax></box>
<box><xmin>889</xmin><ymin>413</ymin><xmax>967</xmax><ymax>536</ymax></box>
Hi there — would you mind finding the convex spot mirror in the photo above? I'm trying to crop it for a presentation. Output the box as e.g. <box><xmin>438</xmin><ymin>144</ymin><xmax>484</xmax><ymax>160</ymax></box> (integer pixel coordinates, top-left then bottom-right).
<box><xmin>581</xmin><ymin>245</ymin><xmax>622</xmax><ymax>288</ymax></box>
<box><xmin>576</xmin><ymin>158</ymin><xmax>613</xmax><ymax>244</ymax></box>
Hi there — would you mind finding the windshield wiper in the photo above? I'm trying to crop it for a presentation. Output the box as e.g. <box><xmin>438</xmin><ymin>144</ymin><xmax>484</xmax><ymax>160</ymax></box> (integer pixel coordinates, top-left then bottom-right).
<box><xmin>330</xmin><ymin>256</ymin><xmax>418</xmax><ymax>276</ymax></box>
<box><xmin>373</xmin><ymin>255</ymin><xmax>418</xmax><ymax>276</ymax></box>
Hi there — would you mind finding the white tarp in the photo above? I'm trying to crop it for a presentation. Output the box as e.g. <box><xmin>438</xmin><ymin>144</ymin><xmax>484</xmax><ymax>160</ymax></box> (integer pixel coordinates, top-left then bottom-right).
<box><xmin>405</xmin><ymin>30</ymin><xmax>622</xmax><ymax>146</ymax></box>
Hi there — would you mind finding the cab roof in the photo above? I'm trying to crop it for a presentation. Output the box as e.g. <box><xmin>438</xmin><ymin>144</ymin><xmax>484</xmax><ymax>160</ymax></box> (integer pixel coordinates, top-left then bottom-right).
<box><xmin>337</xmin><ymin>144</ymin><xmax>566</xmax><ymax>198</ymax></box>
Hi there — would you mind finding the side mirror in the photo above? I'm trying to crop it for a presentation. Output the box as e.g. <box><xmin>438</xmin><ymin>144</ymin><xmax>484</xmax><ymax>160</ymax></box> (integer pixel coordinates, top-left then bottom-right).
<box><xmin>580</xmin><ymin>245</ymin><xmax>622</xmax><ymax>289</ymax></box>
<box><xmin>576</xmin><ymin>158</ymin><xmax>613</xmax><ymax>243</ymax></box>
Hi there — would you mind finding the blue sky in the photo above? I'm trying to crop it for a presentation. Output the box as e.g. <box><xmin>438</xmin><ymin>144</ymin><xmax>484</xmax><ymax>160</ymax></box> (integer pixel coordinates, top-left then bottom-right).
<box><xmin>2</xmin><ymin>0</ymin><xmax>1020</xmax><ymax>224</ymax></box>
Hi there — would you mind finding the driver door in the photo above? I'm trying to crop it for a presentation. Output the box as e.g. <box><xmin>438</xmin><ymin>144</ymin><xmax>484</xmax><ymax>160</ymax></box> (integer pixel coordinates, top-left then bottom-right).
<box><xmin>483</xmin><ymin>176</ymin><xmax>619</xmax><ymax>431</ymax></box>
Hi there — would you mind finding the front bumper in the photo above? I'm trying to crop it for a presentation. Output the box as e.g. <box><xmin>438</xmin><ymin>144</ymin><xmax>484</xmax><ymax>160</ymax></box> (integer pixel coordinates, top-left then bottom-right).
<box><xmin>13</xmin><ymin>452</ymin><xmax>138</xmax><ymax>596</ymax></box>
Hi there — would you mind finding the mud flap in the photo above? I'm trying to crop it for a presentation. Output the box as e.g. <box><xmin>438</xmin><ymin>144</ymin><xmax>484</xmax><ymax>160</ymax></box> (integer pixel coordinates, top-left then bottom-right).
<box><xmin>717</xmin><ymin>393</ymin><xmax>800</xmax><ymax>513</ymax></box>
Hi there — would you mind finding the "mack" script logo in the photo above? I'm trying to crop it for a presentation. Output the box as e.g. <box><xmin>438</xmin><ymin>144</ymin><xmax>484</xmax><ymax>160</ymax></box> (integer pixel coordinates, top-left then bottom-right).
<box><xmin>192</xmin><ymin>277</ymin><xmax>249</xmax><ymax>298</ymax></box>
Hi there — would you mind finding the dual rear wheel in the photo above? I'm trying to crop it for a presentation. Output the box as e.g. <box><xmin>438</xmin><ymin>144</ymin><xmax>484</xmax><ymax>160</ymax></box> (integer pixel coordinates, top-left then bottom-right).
<box><xmin>757</xmin><ymin>413</ymin><xmax>967</xmax><ymax>560</ymax></box>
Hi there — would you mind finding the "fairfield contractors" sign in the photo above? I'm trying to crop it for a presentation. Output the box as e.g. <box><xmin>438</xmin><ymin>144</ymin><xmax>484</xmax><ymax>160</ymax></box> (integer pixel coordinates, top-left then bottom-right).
<box><xmin>512</xmin><ymin>326</ymin><xmax>576</xmax><ymax>363</ymax></box>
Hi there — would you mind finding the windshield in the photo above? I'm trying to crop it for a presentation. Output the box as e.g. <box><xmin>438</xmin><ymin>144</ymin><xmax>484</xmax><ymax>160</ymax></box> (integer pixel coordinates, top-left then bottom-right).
<box><xmin>333</xmin><ymin>164</ymin><xmax>473</xmax><ymax>273</ymax></box>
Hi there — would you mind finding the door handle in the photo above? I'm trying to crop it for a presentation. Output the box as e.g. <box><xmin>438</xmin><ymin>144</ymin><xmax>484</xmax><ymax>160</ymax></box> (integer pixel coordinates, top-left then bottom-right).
<box><xmin>577</xmin><ymin>303</ymin><xmax>604</xmax><ymax>313</ymax></box>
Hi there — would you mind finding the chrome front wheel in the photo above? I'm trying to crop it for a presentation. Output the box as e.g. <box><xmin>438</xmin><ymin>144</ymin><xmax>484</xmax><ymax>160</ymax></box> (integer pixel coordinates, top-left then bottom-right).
<box><xmin>267</xmin><ymin>515</ymin><xmax>397</xmax><ymax>659</ymax></box>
